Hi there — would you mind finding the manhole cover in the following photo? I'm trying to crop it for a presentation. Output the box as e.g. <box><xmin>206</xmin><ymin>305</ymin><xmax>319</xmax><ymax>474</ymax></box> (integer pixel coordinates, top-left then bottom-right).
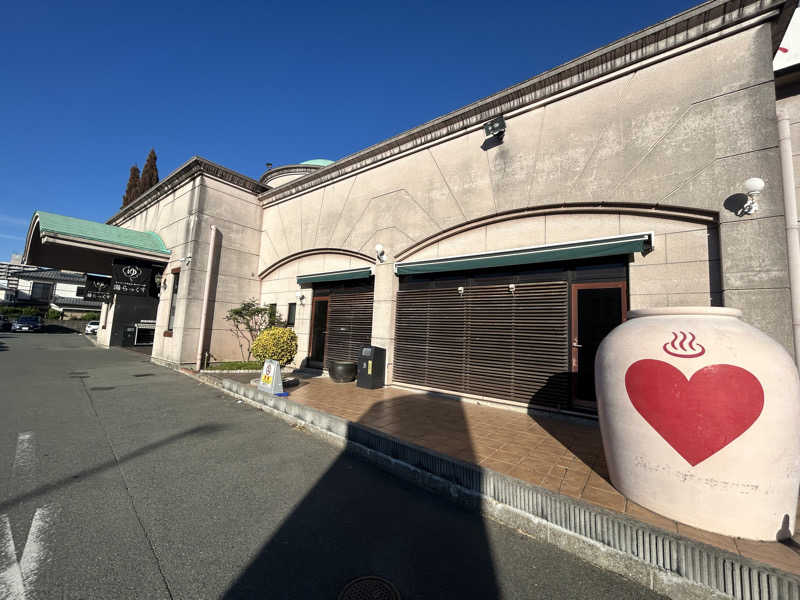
<box><xmin>338</xmin><ymin>577</ymin><xmax>400</xmax><ymax>600</ymax></box>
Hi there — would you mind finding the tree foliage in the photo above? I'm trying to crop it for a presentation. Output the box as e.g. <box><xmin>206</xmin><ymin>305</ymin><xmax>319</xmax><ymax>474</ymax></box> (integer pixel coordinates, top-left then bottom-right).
<box><xmin>252</xmin><ymin>327</ymin><xmax>298</xmax><ymax>367</ymax></box>
<box><xmin>122</xmin><ymin>164</ymin><xmax>141</xmax><ymax>207</ymax></box>
<box><xmin>140</xmin><ymin>148</ymin><xmax>159</xmax><ymax>192</ymax></box>
<box><xmin>225</xmin><ymin>298</ymin><xmax>282</xmax><ymax>361</ymax></box>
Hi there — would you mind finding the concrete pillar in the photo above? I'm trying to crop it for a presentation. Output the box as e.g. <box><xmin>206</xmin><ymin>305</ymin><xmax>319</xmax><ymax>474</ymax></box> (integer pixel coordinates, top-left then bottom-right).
<box><xmin>96</xmin><ymin>300</ymin><xmax>112</xmax><ymax>348</ymax></box>
<box><xmin>370</xmin><ymin>261</ymin><xmax>398</xmax><ymax>383</ymax></box>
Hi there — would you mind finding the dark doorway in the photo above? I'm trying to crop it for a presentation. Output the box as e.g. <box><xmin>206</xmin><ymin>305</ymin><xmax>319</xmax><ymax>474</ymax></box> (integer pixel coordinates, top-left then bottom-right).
<box><xmin>308</xmin><ymin>297</ymin><xmax>329</xmax><ymax>368</ymax></box>
<box><xmin>570</xmin><ymin>282</ymin><xmax>627</xmax><ymax>411</ymax></box>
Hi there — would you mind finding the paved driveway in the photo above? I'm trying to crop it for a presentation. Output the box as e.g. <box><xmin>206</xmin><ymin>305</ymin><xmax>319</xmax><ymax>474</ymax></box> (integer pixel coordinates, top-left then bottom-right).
<box><xmin>0</xmin><ymin>332</ymin><xmax>666</xmax><ymax>599</ymax></box>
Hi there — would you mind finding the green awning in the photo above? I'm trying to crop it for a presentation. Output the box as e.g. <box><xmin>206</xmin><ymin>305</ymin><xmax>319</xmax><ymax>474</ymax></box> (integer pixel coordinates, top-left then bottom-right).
<box><xmin>34</xmin><ymin>211</ymin><xmax>169</xmax><ymax>255</ymax></box>
<box><xmin>395</xmin><ymin>232</ymin><xmax>653</xmax><ymax>275</ymax></box>
<box><xmin>24</xmin><ymin>210</ymin><xmax>170</xmax><ymax>275</ymax></box>
<box><xmin>297</xmin><ymin>267</ymin><xmax>373</xmax><ymax>284</ymax></box>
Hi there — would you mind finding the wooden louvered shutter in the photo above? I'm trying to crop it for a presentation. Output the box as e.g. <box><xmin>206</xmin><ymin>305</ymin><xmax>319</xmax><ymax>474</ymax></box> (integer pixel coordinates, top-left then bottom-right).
<box><xmin>324</xmin><ymin>288</ymin><xmax>374</xmax><ymax>365</ymax></box>
<box><xmin>394</xmin><ymin>279</ymin><xmax>569</xmax><ymax>411</ymax></box>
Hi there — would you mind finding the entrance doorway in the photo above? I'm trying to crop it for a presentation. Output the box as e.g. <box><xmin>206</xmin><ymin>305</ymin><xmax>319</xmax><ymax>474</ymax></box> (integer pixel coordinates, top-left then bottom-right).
<box><xmin>308</xmin><ymin>297</ymin><xmax>329</xmax><ymax>369</ymax></box>
<box><xmin>570</xmin><ymin>282</ymin><xmax>627</xmax><ymax>411</ymax></box>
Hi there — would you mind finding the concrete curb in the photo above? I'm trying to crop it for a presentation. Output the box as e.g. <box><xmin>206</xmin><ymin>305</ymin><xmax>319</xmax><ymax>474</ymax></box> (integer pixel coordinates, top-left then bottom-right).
<box><xmin>169</xmin><ymin>366</ymin><xmax>800</xmax><ymax>600</ymax></box>
<box><xmin>199</xmin><ymin>369</ymin><xmax>261</xmax><ymax>374</ymax></box>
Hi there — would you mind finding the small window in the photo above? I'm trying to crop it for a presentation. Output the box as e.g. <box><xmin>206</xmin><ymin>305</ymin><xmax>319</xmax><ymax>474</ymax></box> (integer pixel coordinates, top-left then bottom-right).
<box><xmin>77</xmin><ymin>286</ymin><xmax>86</xmax><ymax>297</ymax></box>
<box><xmin>31</xmin><ymin>282</ymin><xmax>52</xmax><ymax>301</ymax></box>
<box><xmin>167</xmin><ymin>271</ymin><xmax>180</xmax><ymax>331</ymax></box>
<box><xmin>268</xmin><ymin>303</ymin><xmax>277</xmax><ymax>324</ymax></box>
<box><xmin>286</xmin><ymin>302</ymin><xmax>296</xmax><ymax>327</ymax></box>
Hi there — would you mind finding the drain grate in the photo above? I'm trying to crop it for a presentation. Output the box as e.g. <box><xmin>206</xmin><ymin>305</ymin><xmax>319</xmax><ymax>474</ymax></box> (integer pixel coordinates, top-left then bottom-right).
<box><xmin>132</xmin><ymin>373</ymin><xmax>155</xmax><ymax>378</ymax></box>
<box><xmin>338</xmin><ymin>577</ymin><xmax>400</xmax><ymax>600</ymax></box>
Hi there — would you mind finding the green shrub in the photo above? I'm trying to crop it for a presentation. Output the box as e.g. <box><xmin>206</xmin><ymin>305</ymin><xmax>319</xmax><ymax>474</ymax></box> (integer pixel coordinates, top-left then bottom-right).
<box><xmin>46</xmin><ymin>308</ymin><xmax>63</xmax><ymax>320</ymax></box>
<box><xmin>21</xmin><ymin>307</ymin><xmax>44</xmax><ymax>316</ymax></box>
<box><xmin>81</xmin><ymin>312</ymin><xmax>100</xmax><ymax>320</ymax></box>
<box><xmin>251</xmin><ymin>327</ymin><xmax>298</xmax><ymax>367</ymax></box>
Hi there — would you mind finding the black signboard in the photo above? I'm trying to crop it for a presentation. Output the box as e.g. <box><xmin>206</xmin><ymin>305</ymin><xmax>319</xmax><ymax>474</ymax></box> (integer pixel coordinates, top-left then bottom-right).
<box><xmin>85</xmin><ymin>274</ymin><xmax>113</xmax><ymax>302</ymax></box>
<box><xmin>111</xmin><ymin>260</ymin><xmax>152</xmax><ymax>297</ymax></box>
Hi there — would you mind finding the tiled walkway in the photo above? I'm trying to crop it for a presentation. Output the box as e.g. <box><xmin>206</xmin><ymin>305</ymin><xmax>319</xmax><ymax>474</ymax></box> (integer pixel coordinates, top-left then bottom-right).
<box><xmin>239</xmin><ymin>373</ymin><xmax>800</xmax><ymax>575</ymax></box>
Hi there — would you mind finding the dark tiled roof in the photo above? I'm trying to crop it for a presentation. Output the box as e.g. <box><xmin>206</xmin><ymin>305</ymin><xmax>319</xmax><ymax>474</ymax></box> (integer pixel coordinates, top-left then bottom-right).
<box><xmin>18</xmin><ymin>269</ymin><xmax>86</xmax><ymax>284</ymax></box>
<box><xmin>53</xmin><ymin>296</ymin><xmax>101</xmax><ymax>309</ymax></box>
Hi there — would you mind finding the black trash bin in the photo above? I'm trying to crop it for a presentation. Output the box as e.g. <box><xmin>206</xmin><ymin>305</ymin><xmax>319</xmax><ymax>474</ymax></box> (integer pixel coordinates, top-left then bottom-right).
<box><xmin>357</xmin><ymin>346</ymin><xmax>386</xmax><ymax>389</ymax></box>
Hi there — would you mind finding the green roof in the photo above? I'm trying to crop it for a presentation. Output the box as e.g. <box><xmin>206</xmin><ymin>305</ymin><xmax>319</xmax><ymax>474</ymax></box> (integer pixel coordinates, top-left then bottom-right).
<box><xmin>34</xmin><ymin>211</ymin><xmax>169</xmax><ymax>255</ymax></box>
<box><xmin>300</xmin><ymin>158</ymin><xmax>334</xmax><ymax>167</ymax></box>
<box><xmin>297</xmin><ymin>267</ymin><xmax>372</xmax><ymax>284</ymax></box>
<box><xmin>395</xmin><ymin>233</ymin><xmax>653</xmax><ymax>275</ymax></box>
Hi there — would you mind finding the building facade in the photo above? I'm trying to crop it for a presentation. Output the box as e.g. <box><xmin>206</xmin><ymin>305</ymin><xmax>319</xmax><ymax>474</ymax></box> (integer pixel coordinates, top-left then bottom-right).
<box><xmin>24</xmin><ymin>0</ymin><xmax>800</xmax><ymax>417</ymax></box>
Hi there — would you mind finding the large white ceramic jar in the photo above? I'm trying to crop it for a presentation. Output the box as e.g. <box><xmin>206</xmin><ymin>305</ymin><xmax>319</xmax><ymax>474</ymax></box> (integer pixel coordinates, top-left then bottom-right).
<box><xmin>595</xmin><ymin>307</ymin><xmax>800</xmax><ymax>540</ymax></box>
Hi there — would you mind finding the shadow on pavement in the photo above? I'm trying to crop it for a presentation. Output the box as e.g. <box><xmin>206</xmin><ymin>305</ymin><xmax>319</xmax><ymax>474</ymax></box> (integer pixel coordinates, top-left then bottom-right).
<box><xmin>222</xmin><ymin>396</ymin><xmax>499</xmax><ymax>599</ymax></box>
<box><xmin>526</xmin><ymin>372</ymin><xmax>607</xmax><ymax>480</ymax></box>
<box><xmin>0</xmin><ymin>424</ymin><xmax>227</xmax><ymax>513</ymax></box>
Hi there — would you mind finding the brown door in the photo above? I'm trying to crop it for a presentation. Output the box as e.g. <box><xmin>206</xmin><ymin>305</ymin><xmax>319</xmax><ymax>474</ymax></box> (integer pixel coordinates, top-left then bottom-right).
<box><xmin>308</xmin><ymin>297</ymin><xmax>329</xmax><ymax>369</ymax></box>
<box><xmin>570</xmin><ymin>282</ymin><xmax>627</xmax><ymax>412</ymax></box>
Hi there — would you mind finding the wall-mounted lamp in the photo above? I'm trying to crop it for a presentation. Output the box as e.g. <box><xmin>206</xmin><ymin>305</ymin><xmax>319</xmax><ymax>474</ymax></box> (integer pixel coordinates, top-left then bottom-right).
<box><xmin>375</xmin><ymin>243</ymin><xmax>385</xmax><ymax>263</ymax></box>
<box><xmin>483</xmin><ymin>116</ymin><xmax>506</xmax><ymax>140</ymax></box>
<box><xmin>508</xmin><ymin>283</ymin><xmax>516</xmax><ymax>293</ymax></box>
<box><xmin>295</xmin><ymin>290</ymin><xmax>305</xmax><ymax>304</ymax></box>
<box><xmin>742</xmin><ymin>177</ymin><xmax>765</xmax><ymax>215</ymax></box>
<box><xmin>457</xmin><ymin>286</ymin><xmax>465</xmax><ymax>296</ymax></box>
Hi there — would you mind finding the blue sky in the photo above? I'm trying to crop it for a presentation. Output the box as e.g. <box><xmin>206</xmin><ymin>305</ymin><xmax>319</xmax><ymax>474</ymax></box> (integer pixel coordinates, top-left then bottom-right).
<box><xmin>0</xmin><ymin>0</ymin><xmax>699</xmax><ymax>261</ymax></box>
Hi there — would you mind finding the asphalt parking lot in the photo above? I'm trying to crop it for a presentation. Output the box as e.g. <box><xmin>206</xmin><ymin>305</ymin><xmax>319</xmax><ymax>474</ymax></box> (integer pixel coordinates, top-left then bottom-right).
<box><xmin>0</xmin><ymin>331</ymin><xmax>666</xmax><ymax>599</ymax></box>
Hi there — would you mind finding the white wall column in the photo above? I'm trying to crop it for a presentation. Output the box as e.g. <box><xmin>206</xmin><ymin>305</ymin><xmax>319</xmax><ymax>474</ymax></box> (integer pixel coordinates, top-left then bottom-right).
<box><xmin>370</xmin><ymin>261</ymin><xmax>398</xmax><ymax>383</ymax></box>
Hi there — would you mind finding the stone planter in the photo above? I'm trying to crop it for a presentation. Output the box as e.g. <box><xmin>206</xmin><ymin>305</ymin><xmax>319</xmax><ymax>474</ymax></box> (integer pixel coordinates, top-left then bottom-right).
<box><xmin>329</xmin><ymin>360</ymin><xmax>357</xmax><ymax>383</ymax></box>
<box><xmin>595</xmin><ymin>306</ymin><xmax>800</xmax><ymax>540</ymax></box>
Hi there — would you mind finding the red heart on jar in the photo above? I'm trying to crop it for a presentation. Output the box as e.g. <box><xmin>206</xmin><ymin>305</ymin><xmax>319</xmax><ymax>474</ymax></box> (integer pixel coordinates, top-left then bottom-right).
<box><xmin>625</xmin><ymin>359</ymin><xmax>764</xmax><ymax>466</ymax></box>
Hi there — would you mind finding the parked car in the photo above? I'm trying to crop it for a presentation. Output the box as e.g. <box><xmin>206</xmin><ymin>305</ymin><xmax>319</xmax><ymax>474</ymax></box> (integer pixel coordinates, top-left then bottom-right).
<box><xmin>12</xmin><ymin>316</ymin><xmax>43</xmax><ymax>333</ymax></box>
<box><xmin>85</xmin><ymin>320</ymin><xmax>100</xmax><ymax>335</ymax></box>
<box><xmin>0</xmin><ymin>315</ymin><xmax>11</xmax><ymax>332</ymax></box>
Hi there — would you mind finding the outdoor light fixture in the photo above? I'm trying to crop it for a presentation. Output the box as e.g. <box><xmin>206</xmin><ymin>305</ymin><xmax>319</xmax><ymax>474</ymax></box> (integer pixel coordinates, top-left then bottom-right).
<box><xmin>375</xmin><ymin>243</ymin><xmax>385</xmax><ymax>263</ymax></box>
<box><xmin>483</xmin><ymin>116</ymin><xmax>506</xmax><ymax>140</ymax></box>
<box><xmin>295</xmin><ymin>290</ymin><xmax>305</xmax><ymax>304</ymax></box>
<box><xmin>742</xmin><ymin>177</ymin><xmax>765</xmax><ymax>215</ymax></box>
<box><xmin>457</xmin><ymin>286</ymin><xmax>465</xmax><ymax>296</ymax></box>
<box><xmin>178</xmin><ymin>255</ymin><xmax>192</xmax><ymax>265</ymax></box>
<box><xmin>508</xmin><ymin>283</ymin><xmax>516</xmax><ymax>293</ymax></box>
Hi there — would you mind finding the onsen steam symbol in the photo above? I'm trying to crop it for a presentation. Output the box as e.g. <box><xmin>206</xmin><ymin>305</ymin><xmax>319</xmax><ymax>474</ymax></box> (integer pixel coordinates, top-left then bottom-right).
<box><xmin>121</xmin><ymin>265</ymin><xmax>143</xmax><ymax>281</ymax></box>
<box><xmin>662</xmin><ymin>331</ymin><xmax>705</xmax><ymax>358</ymax></box>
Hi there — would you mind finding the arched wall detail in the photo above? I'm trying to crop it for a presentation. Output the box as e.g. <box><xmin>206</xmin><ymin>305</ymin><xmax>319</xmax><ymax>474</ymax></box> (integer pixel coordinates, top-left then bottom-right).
<box><xmin>396</xmin><ymin>202</ymin><xmax>722</xmax><ymax>312</ymax></box>
<box><xmin>259</xmin><ymin>247</ymin><xmax>373</xmax><ymax>280</ymax></box>
<box><xmin>396</xmin><ymin>202</ymin><xmax>718</xmax><ymax>261</ymax></box>
<box><xmin>259</xmin><ymin>249</ymin><xmax>374</xmax><ymax>370</ymax></box>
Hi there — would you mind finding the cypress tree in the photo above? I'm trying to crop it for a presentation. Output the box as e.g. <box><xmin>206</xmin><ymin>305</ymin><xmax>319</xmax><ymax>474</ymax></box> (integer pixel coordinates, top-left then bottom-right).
<box><xmin>122</xmin><ymin>164</ymin><xmax>141</xmax><ymax>207</ymax></box>
<box><xmin>140</xmin><ymin>148</ymin><xmax>159</xmax><ymax>192</ymax></box>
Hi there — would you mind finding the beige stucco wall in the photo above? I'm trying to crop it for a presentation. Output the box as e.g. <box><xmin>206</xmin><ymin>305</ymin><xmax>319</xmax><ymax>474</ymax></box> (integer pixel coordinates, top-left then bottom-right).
<box><xmin>117</xmin><ymin>174</ymin><xmax>262</xmax><ymax>365</ymax></box>
<box><xmin>259</xmin><ymin>23</ymin><xmax>793</xmax><ymax>357</ymax></box>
